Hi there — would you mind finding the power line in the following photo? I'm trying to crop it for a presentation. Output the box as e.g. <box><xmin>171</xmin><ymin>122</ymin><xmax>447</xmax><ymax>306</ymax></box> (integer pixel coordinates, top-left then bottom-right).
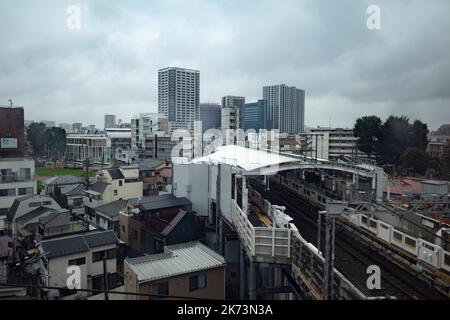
<box><xmin>0</xmin><ymin>282</ymin><xmax>217</xmax><ymax>300</ymax></box>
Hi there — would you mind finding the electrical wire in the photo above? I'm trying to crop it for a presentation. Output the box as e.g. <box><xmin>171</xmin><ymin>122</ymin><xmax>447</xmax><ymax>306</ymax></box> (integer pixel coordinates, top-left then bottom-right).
<box><xmin>0</xmin><ymin>282</ymin><xmax>218</xmax><ymax>300</ymax></box>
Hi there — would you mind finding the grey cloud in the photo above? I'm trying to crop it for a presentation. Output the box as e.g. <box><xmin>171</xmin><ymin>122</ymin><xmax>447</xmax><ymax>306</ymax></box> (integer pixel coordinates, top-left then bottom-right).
<box><xmin>0</xmin><ymin>0</ymin><xmax>449</xmax><ymax>130</ymax></box>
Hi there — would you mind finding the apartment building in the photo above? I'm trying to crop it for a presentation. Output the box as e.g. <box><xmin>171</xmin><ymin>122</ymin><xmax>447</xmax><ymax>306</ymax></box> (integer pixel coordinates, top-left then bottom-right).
<box><xmin>0</xmin><ymin>158</ymin><xmax>36</xmax><ymax>233</ymax></box>
<box><xmin>124</xmin><ymin>241</ymin><xmax>225</xmax><ymax>300</ymax></box>
<box><xmin>301</xmin><ymin>127</ymin><xmax>360</xmax><ymax>161</ymax></box>
<box><xmin>158</xmin><ymin>67</ymin><xmax>200</xmax><ymax>132</ymax></box>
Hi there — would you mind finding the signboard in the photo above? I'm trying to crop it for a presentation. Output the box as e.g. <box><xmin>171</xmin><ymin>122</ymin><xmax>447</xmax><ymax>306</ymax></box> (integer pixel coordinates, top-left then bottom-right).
<box><xmin>0</xmin><ymin>138</ymin><xmax>18</xmax><ymax>149</ymax></box>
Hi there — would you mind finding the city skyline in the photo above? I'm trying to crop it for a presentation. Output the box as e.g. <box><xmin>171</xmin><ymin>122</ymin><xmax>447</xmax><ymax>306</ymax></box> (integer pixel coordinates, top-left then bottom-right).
<box><xmin>1</xmin><ymin>0</ymin><xmax>449</xmax><ymax>130</ymax></box>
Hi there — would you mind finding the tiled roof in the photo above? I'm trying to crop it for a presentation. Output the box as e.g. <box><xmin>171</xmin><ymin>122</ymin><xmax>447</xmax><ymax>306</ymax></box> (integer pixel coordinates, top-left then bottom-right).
<box><xmin>40</xmin><ymin>230</ymin><xmax>118</xmax><ymax>259</ymax></box>
<box><xmin>138</xmin><ymin>194</ymin><xmax>191</xmax><ymax>211</ymax></box>
<box><xmin>89</xmin><ymin>181</ymin><xmax>109</xmax><ymax>194</ymax></box>
<box><xmin>125</xmin><ymin>241</ymin><xmax>225</xmax><ymax>283</ymax></box>
<box><xmin>95</xmin><ymin>199</ymin><xmax>128</xmax><ymax>219</ymax></box>
<box><xmin>43</xmin><ymin>175</ymin><xmax>84</xmax><ymax>187</ymax></box>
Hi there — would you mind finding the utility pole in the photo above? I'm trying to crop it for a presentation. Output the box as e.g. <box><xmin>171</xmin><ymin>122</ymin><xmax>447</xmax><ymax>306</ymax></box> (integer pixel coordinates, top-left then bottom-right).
<box><xmin>103</xmin><ymin>252</ymin><xmax>109</xmax><ymax>300</ymax></box>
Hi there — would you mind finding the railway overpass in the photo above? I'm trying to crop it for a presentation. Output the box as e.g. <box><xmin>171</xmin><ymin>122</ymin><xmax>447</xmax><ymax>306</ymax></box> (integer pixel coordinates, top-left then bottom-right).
<box><xmin>173</xmin><ymin>145</ymin><xmax>447</xmax><ymax>299</ymax></box>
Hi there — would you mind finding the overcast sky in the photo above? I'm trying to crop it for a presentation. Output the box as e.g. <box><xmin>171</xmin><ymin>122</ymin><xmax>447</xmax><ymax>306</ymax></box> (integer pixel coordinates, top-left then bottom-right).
<box><xmin>0</xmin><ymin>0</ymin><xmax>449</xmax><ymax>130</ymax></box>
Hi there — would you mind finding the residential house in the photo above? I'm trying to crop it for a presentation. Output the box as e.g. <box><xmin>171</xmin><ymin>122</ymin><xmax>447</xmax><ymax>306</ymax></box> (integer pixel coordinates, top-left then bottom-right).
<box><xmin>42</xmin><ymin>175</ymin><xmax>85</xmax><ymax>195</ymax></box>
<box><xmin>39</xmin><ymin>230</ymin><xmax>119</xmax><ymax>299</ymax></box>
<box><xmin>124</xmin><ymin>241</ymin><xmax>225</xmax><ymax>300</ymax></box>
<box><xmin>94</xmin><ymin>199</ymin><xmax>128</xmax><ymax>236</ymax></box>
<box><xmin>83</xmin><ymin>167</ymin><xmax>143</xmax><ymax>220</ymax></box>
<box><xmin>138</xmin><ymin>159</ymin><xmax>172</xmax><ymax>196</ymax></box>
<box><xmin>119</xmin><ymin>194</ymin><xmax>203</xmax><ymax>254</ymax></box>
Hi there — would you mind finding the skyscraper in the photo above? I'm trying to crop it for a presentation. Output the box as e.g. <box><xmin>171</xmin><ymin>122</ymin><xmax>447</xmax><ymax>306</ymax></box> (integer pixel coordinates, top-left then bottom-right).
<box><xmin>263</xmin><ymin>84</ymin><xmax>305</xmax><ymax>134</ymax></box>
<box><xmin>104</xmin><ymin>114</ymin><xmax>116</xmax><ymax>129</ymax></box>
<box><xmin>158</xmin><ymin>67</ymin><xmax>200</xmax><ymax>132</ymax></box>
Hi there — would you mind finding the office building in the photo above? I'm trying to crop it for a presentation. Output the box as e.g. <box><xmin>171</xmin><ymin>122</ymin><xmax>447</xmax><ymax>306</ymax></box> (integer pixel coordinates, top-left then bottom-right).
<box><xmin>158</xmin><ymin>67</ymin><xmax>200</xmax><ymax>132</ymax></box>
<box><xmin>65</xmin><ymin>133</ymin><xmax>112</xmax><ymax>164</ymax></box>
<box><xmin>199</xmin><ymin>103</ymin><xmax>221</xmax><ymax>132</ymax></box>
<box><xmin>263</xmin><ymin>84</ymin><xmax>305</xmax><ymax>134</ymax></box>
<box><xmin>72</xmin><ymin>123</ymin><xmax>83</xmax><ymax>134</ymax></box>
<box><xmin>104</xmin><ymin>114</ymin><xmax>117</xmax><ymax>129</ymax></box>
<box><xmin>243</xmin><ymin>99</ymin><xmax>267</xmax><ymax>131</ymax></box>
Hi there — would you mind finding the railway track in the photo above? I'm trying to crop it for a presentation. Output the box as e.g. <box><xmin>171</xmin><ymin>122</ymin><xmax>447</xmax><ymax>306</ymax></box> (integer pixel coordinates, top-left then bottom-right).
<box><xmin>249</xmin><ymin>178</ymin><xmax>447</xmax><ymax>300</ymax></box>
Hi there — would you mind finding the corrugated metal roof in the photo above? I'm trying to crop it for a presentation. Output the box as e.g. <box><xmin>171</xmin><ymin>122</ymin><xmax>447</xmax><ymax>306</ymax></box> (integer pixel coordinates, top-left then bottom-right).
<box><xmin>125</xmin><ymin>241</ymin><xmax>225</xmax><ymax>283</ymax></box>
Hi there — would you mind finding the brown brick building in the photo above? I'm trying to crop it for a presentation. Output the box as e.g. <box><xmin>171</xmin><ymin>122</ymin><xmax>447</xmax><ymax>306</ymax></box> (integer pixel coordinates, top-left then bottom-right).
<box><xmin>0</xmin><ymin>107</ymin><xmax>25</xmax><ymax>158</ymax></box>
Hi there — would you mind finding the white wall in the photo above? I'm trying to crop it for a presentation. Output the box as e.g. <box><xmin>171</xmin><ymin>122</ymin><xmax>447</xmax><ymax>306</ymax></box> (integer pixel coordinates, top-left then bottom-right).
<box><xmin>0</xmin><ymin>158</ymin><xmax>36</xmax><ymax>214</ymax></box>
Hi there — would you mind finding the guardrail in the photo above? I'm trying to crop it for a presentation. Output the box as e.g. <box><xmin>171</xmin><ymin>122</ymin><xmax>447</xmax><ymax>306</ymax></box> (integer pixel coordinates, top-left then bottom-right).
<box><xmin>231</xmin><ymin>199</ymin><xmax>291</xmax><ymax>259</ymax></box>
<box><xmin>0</xmin><ymin>174</ymin><xmax>34</xmax><ymax>183</ymax></box>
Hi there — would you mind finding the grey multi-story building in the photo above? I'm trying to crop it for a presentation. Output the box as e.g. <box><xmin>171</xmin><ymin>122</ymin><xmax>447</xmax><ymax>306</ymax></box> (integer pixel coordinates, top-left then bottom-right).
<box><xmin>199</xmin><ymin>103</ymin><xmax>221</xmax><ymax>132</ymax></box>
<box><xmin>158</xmin><ymin>67</ymin><xmax>200</xmax><ymax>132</ymax></box>
<box><xmin>263</xmin><ymin>84</ymin><xmax>305</xmax><ymax>134</ymax></box>
<box><xmin>221</xmin><ymin>96</ymin><xmax>245</xmax><ymax>130</ymax></box>
<box><xmin>104</xmin><ymin>114</ymin><xmax>117</xmax><ymax>129</ymax></box>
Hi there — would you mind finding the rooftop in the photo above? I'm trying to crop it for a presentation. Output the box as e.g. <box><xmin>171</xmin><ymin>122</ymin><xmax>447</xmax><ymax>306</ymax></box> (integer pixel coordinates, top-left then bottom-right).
<box><xmin>191</xmin><ymin>145</ymin><xmax>300</xmax><ymax>172</ymax></box>
<box><xmin>41</xmin><ymin>230</ymin><xmax>118</xmax><ymax>259</ymax></box>
<box><xmin>95</xmin><ymin>199</ymin><xmax>129</xmax><ymax>219</ymax></box>
<box><xmin>133</xmin><ymin>194</ymin><xmax>191</xmax><ymax>211</ymax></box>
<box><xmin>88</xmin><ymin>181</ymin><xmax>110</xmax><ymax>194</ymax></box>
<box><xmin>125</xmin><ymin>241</ymin><xmax>225</xmax><ymax>283</ymax></box>
<box><xmin>43</xmin><ymin>175</ymin><xmax>84</xmax><ymax>187</ymax></box>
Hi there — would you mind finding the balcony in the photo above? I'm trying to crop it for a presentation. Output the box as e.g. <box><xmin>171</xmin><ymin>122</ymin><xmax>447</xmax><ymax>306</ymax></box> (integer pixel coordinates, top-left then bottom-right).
<box><xmin>0</xmin><ymin>173</ymin><xmax>35</xmax><ymax>183</ymax></box>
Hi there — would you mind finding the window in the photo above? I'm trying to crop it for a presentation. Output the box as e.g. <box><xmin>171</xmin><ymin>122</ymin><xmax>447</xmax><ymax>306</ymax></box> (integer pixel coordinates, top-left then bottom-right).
<box><xmin>0</xmin><ymin>208</ymin><xmax>8</xmax><ymax>215</ymax></box>
<box><xmin>92</xmin><ymin>251</ymin><xmax>104</xmax><ymax>262</ymax></box>
<box><xmin>121</xmin><ymin>225</ymin><xmax>125</xmax><ymax>233</ymax></box>
<box><xmin>114</xmin><ymin>189</ymin><xmax>118</xmax><ymax>196</ymax></box>
<box><xmin>405</xmin><ymin>237</ymin><xmax>416</xmax><ymax>248</ymax></box>
<box><xmin>68</xmin><ymin>257</ymin><xmax>86</xmax><ymax>266</ymax></box>
<box><xmin>393</xmin><ymin>230</ymin><xmax>403</xmax><ymax>242</ymax></box>
<box><xmin>119</xmin><ymin>180</ymin><xmax>123</xmax><ymax>186</ymax></box>
<box><xmin>150</xmin><ymin>282</ymin><xmax>169</xmax><ymax>298</ymax></box>
<box><xmin>0</xmin><ymin>188</ymin><xmax>16</xmax><ymax>197</ymax></box>
<box><xmin>189</xmin><ymin>274</ymin><xmax>207</xmax><ymax>291</ymax></box>
<box><xmin>369</xmin><ymin>220</ymin><xmax>377</xmax><ymax>229</ymax></box>
<box><xmin>28</xmin><ymin>201</ymin><xmax>41</xmax><ymax>207</ymax></box>
<box><xmin>92</xmin><ymin>248</ymin><xmax>116</xmax><ymax>262</ymax></box>
<box><xmin>132</xmin><ymin>230</ymin><xmax>138</xmax><ymax>240</ymax></box>
<box><xmin>18</xmin><ymin>187</ymin><xmax>34</xmax><ymax>196</ymax></box>
<box><xmin>73</xmin><ymin>198</ymin><xmax>83</xmax><ymax>207</ymax></box>
<box><xmin>361</xmin><ymin>216</ymin><xmax>368</xmax><ymax>225</ymax></box>
<box><xmin>444</xmin><ymin>254</ymin><xmax>450</xmax><ymax>266</ymax></box>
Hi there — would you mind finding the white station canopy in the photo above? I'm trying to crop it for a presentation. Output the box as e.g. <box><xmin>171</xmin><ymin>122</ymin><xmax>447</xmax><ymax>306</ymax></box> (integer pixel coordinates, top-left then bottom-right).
<box><xmin>190</xmin><ymin>145</ymin><xmax>299</xmax><ymax>172</ymax></box>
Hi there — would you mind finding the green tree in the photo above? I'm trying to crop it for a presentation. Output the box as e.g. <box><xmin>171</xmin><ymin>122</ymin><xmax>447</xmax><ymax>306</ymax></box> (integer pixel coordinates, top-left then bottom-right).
<box><xmin>400</xmin><ymin>147</ymin><xmax>430</xmax><ymax>175</ymax></box>
<box><xmin>27</xmin><ymin>122</ymin><xmax>47</xmax><ymax>157</ymax></box>
<box><xmin>353</xmin><ymin>115</ymin><xmax>382</xmax><ymax>157</ymax></box>
<box><xmin>378</xmin><ymin>115</ymin><xmax>411</xmax><ymax>165</ymax></box>
<box><xmin>409</xmin><ymin>120</ymin><xmax>429</xmax><ymax>150</ymax></box>
<box><xmin>27</xmin><ymin>123</ymin><xmax>66</xmax><ymax>160</ymax></box>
